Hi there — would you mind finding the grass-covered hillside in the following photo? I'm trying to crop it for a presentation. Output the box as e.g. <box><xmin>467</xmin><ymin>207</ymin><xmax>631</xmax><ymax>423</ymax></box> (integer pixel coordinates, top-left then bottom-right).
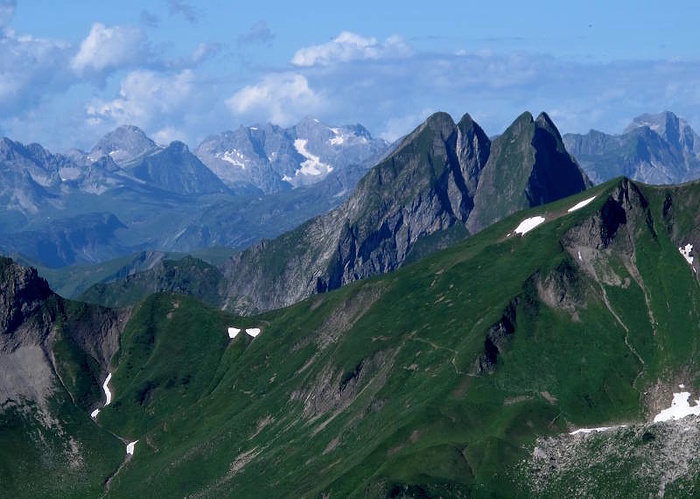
<box><xmin>5</xmin><ymin>177</ymin><xmax>700</xmax><ymax>497</ymax></box>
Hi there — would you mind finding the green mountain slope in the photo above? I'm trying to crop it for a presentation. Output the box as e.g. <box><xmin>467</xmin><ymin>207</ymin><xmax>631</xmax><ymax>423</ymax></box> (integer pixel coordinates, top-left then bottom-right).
<box><xmin>10</xmin><ymin>177</ymin><xmax>695</xmax><ymax>497</ymax></box>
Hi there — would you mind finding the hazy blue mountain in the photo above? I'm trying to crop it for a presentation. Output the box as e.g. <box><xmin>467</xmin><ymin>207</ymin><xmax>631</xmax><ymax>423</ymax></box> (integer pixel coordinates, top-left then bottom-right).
<box><xmin>564</xmin><ymin>111</ymin><xmax>700</xmax><ymax>184</ymax></box>
<box><xmin>0</xmin><ymin>119</ymin><xmax>394</xmax><ymax>269</ymax></box>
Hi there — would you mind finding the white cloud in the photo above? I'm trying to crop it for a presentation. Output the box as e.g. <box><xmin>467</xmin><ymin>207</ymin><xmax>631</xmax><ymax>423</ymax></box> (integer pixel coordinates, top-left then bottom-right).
<box><xmin>86</xmin><ymin>69</ymin><xmax>195</xmax><ymax>127</ymax></box>
<box><xmin>71</xmin><ymin>23</ymin><xmax>148</xmax><ymax>76</ymax></box>
<box><xmin>0</xmin><ymin>29</ymin><xmax>71</xmax><ymax>113</ymax></box>
<box><xmin>152</xmin><ymin>126</ymin><xmax>187</xmax><ymax>145</ymax></box>
<box><xmin>291</xmin><ymin>32</ymin><xmax>410</xmax><ymax>67</ymax></box>
<box><xmin>226</xmin><ymin>73</ymin><xmax>322</xmax><ymax>126</ymax></box>
<box><xmin>380</xmin><ymin>108</ymin><xmax>435</xmax><ymax>142</ymax></box>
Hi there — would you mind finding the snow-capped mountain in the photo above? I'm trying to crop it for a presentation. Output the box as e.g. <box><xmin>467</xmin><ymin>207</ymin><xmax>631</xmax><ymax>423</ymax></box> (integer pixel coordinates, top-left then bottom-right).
<box><xmin>195</xmin><ymin>116</ymin><xmax>390</xmax><ymax>193</ymax></box>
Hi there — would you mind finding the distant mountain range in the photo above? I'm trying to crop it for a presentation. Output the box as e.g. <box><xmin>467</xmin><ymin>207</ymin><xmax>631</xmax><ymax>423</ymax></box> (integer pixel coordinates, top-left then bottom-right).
<box><xmin>80</xmin><ymin>110</ymin><xmax>589</xmax><ymax>314</ymax></box>
<box><xmin>564</xmin><ymin>111</ymin><xmax>700</xmax><ymax>184</ymax></box>
<box><xmin>0</xmin><ymin>118</ymin><xmax>391</xmax><ymax>268</ymax></box>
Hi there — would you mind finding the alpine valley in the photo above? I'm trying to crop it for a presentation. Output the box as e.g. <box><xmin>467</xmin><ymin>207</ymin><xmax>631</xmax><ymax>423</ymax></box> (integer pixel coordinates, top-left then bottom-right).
<box><xmin>3</xmin><ymin>109</ymin><xmax>700</xmax><ymax>498</ymax></box>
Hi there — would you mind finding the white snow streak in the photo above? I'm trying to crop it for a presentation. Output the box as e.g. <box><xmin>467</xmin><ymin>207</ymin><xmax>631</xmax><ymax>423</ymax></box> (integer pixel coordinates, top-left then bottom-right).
<box><xmin>217</xmin><ymin>149</ymin><xmax>247</xmax><ymax>169</ymax></box>
<box><xmin>569</xmin><ymin>424</ymin><xmax>627</xmax><ymax>436</ymax></box>
<box><xmin>103</xmin><ymin>372</ymin><xmax>112</xmax><ymax>406</ymax></box>
<box><xmin>91</xmin><ymin>408</ymin><xmax>100</xmax><ymax>418</ymax></box>
<box><xmin>294</xmin><ymin>139</ymin><xmax>333</xmax><ymax>176</ymax></box>
<box><xmin>567</xmin><ymin>196</ymin><xmax>596</xmax><ymax>213</ymax></box>
<box><xmin>227</xmin><ymin>327</ymin><xmax>241</xmax><ymax>339</ymax></box>
<box><xmin>514</xmin><ymin>216</ymin><xmax>546</xmax><ymax>236</ymax></box>
<box><xmin>654</xmin><ymin>391</ymin><xmax>700</xmax><ymax>422</ymax></box>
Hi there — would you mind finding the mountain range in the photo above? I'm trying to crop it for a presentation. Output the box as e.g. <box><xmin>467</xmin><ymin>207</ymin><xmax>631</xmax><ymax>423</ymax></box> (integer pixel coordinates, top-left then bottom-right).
<box><xmin>0</xmin><ymin>118</ymin><xmax>391</xmax><ymax>268</ymax></box>
<box><xmin>79</xmin><ymin>110</ymin><xmax>589</xmax><ymax>314</ymax></box>
<box><xmin>3</xmin><ymin>174</ymin><xmax>700</xmax><ymax>496</ymax></box>
<box><xmin>564</xmin><ymin>111</ymin><xmax>700</xmax><ymax>185</ymax></box>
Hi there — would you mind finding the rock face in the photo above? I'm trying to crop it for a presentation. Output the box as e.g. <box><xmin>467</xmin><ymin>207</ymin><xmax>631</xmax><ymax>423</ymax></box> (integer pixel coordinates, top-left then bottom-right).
<box><xmin>130</xmin><ymin>141</ymin><xmax>229</xmax><ymax>195</ymax></box>
<box><xmin>195</xmin><ymin>117</ymin><xmax>390</xmax><ymax>194</ymax></box>
<box><xmin>564</xmin><ymin>111</ymin><xmax>700</xmax><ymax>185</ymax></box>
<box><xmin>89</xmin><ymin>125</ymin><xmax>161</xmax><ymax>165</ymax></box>
<box><xmin>218</xmin><ymin>111</ymin><xmax>587</xmax><ymax>314</ymax></box>
<box><xmin>75</xmin><ymin>110</ymin><xmax>590</xmax><ymax>314</ymax></box>
<box><xmin>217</xmin><ymin>112</ymin><xmax>491</xmax><ymax>313</ymax></box>
<box><xmin>0</xmin><ymin>257</ymin><xmax>125</xmax><ymax>391</ymax></box>
<box><xmin>467</xmin><ymin>112</ymin><xmax>588</xmax><ymax>233</ymax></box>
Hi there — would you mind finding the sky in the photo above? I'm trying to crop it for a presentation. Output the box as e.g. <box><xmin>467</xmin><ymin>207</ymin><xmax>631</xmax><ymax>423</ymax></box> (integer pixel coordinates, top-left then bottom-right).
<box><xmin>1</xmin><ymin>0</ymin><xmax>700</xmax><ymax>151</ymax></box>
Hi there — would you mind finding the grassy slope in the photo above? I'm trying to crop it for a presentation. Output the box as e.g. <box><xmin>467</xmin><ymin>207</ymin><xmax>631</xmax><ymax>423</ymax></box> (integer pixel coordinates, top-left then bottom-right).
<box><xmin>76</xmin><ymin>178</ymin><xmax>700</xmax><ymax>497</ymax></box>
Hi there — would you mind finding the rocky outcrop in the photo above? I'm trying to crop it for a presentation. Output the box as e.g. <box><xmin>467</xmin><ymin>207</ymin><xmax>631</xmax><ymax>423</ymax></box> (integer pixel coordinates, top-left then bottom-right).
<box><xmin>0</xmin><ymin>257</ymin><xmax>126</xmax><ymax>409</ymax></box>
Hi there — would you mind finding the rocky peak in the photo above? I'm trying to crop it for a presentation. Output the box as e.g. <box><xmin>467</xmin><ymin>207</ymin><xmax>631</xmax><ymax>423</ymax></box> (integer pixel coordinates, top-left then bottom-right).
<box><xmin>0</xmin><ymin>257</ymin><xmax>54</xmax><ymax>349</ymax></box>
<box><xmin>90</xmin><ymin>124</ymin><xmax>160</xmax><ymax>165</ymax></box>
<box><xmin>467</xmin><ymin>111</ymin><xmax>588</xmax><ymax>233</ymax></box>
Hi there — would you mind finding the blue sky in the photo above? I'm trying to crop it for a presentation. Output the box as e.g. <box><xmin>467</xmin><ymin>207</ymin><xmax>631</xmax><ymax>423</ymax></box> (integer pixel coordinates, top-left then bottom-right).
<box><xmin>2</xmin><ymin>0</ymin><xmax>700</xmax><ymax>150</ymax></box>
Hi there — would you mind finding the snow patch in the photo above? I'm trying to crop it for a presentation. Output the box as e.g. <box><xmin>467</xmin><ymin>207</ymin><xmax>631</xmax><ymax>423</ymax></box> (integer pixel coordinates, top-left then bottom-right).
<box><xmin>228</xmin><ymin>327</ymin><xmax>241</xmax><ymax>339</ymax></box>
<box><xmin>90</xmin><ymin>408</ymin><xmax>100</xmax><ymax>419</ymax></box>
<box><xmin>329</xmin><ymin>127</ymin><xmax>344</xmax><ymax>145</ymax></box>
<box><xmin>126</xmin><ymin>440</ymin><xmax>138</xmax><ymax>455</ymax></box>
<box><xmin>294</xmin><ymin>139</ymin><xmax>333</xmax><ymax>176</ymax></box>
<box><xmin>578</xmin><ymin>250</ymin><xmax>583</xmax><ymax>261</ymax></box>
<box><xmin>567</xmin><ymin>196</ymin><xmax>596</xmax><ymax>213</ymax></box>
<box><xmin>679</xmin><ymin>244</ymin><xmax>695</xmax><ymax>270</ymax></box>
<box><xmin>217</xmin><ymin>149</ymin><xmax>247</xmax><ymax>169</ymax></box>
<box><xmin>514</xmin><ymin>216</ymin><xmax>546</xmax><ymax>236</ymax></box>
<box><xmin>103</xmin><ymin>372</ymin><xmax>112</xmax><ymax>406</ymax></box>
<box><xmin>654</xmin><ymin>391</ymin><xmax>700</xmax><ymax>422</ymax></box>
<box><xmin>569</xmin><ymin>424</ymin><xmax>627</xmax><ymax>436</ymax></box>
<box><xmin>250</xmin><ymin>127</ymin><xmax>258</xmax><ymax>130</ymax></box>
<box><xmin>680</xmin><ymin>384</ymin><xmax>686</xmax><ymax>389</ymax></box>
<box><xmin>246</xmin><ymin>328</ymin><xmax>261</xmax><ymax>338</ymax></box>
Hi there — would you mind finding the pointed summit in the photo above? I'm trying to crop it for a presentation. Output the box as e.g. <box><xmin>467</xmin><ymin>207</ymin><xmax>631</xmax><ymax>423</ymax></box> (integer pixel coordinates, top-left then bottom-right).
<box><xmin>130</xmin><ymin>141</ymin><xmax>229</xmax><ymax>195</ymax></box>
<box><xmin>467</xmin><ymin>111</ymin><xmax>588</xmax><ymax>233</ymax></box>
<box><xmin>90</xmin><ymin>125</ymin><xmax>161</xmax><ymax>165</ymax></box>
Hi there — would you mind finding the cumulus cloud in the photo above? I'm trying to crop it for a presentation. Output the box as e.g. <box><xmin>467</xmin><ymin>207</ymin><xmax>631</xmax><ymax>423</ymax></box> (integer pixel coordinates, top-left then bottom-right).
<box><xmin>291</xmin><ymin>32</ymin><xmax>411</xmax><ymax>67</ymax></box>
<box><xmin>86</xmin><ymin>69</ymin><xmax>195</xmax><ymax>127</ymax></box>
<box><xmin>226</xmin><ymin>73</ymin><xmax>322</xmax><ymax>126</ymax></box>
<box><xmin>71</xmin><ymin>23</ymin><xmax>149</xmax><ymax>76</ymax></box>
<box><xmin>0</xmin><ymin>29</ymin><xmax>72</xmax><ymax>114</ymax></box>
<box><xmin>237</xmin><ymin>20</ymin><xmax>274</xmax><ymax>46</ymax></box>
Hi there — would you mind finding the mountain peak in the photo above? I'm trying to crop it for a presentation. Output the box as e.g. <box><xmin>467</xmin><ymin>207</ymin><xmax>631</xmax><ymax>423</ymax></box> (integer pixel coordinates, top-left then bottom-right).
<box><xmin>467</xmin><ymin>111</ymin><xmax>587</xmax><ymax>232</ymax></box>
<box><xmin>625</xmin><ymin>111</ymin><xmax>681</xmax><ymax>134</ymax></box>
<box><xmin>90</xmin><ymin>124</ymin><xmax>160</xmax><ymax>165</ymax></box>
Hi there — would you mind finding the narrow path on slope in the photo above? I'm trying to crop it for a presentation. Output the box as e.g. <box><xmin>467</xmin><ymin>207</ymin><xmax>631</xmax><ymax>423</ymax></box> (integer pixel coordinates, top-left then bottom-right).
<box><xmin>597</xmin><ymin>283</ymin><xmax>646</xmax><ymax>390</ymax></box>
